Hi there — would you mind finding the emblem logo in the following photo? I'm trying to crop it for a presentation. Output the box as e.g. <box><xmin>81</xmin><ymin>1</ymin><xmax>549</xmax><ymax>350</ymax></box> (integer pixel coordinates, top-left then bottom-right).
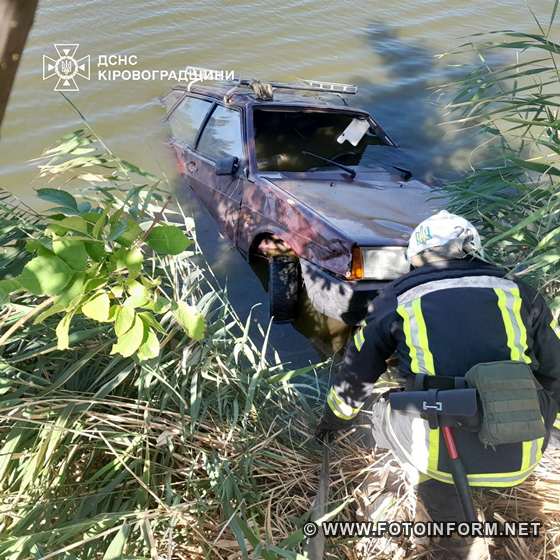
<box><xmin>43</xmin><ymin>44</ymin><xmax>90</xmax><ymax>92</ymax></box>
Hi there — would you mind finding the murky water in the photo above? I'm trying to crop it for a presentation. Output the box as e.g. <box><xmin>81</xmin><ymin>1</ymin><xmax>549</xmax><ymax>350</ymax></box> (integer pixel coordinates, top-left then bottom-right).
<box><xmin>0</xmin><ymin>0</ymin><xmax>556</xmax><ymax>367</ymax></box>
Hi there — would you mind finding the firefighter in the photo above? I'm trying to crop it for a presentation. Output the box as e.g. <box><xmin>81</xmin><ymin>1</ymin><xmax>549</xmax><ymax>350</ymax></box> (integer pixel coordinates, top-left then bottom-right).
<box><xmin>316</xmin><ymin>210</ymin><xmax>560</xmax><ymax>559</ymax></box>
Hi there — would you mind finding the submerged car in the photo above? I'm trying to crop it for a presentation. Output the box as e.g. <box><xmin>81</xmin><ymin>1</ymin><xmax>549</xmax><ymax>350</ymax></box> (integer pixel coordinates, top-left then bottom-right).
<box><xmin>163</xmin><ymin>79</ymin><xmax>443</xmax><ymax>325</ymax></box>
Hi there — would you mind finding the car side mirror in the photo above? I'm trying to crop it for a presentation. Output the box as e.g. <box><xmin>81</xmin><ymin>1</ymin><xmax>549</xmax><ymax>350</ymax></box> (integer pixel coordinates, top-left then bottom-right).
<box><xmin>215</xmin><ymin>156</ymin><xmax>240</xmax><ymax>176</ymax></box>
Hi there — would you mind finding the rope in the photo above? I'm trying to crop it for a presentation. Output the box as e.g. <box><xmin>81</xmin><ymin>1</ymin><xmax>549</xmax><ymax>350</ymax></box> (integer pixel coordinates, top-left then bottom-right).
<box><xmin>250</xmin><ymin>80</ymin><xmax>274</xmax><ymax>100</ymax></box>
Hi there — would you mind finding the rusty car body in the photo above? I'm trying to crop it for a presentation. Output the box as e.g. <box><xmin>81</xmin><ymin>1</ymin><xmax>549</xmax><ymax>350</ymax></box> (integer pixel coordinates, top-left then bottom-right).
<box><xmin>163</xmin><ymin>80</ymin><xmax>442</xmax><ymax>324</ymax></box>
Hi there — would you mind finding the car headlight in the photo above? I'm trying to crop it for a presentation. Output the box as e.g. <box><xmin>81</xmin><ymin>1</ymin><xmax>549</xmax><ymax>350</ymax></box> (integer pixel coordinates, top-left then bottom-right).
<box><xmin>349</xmin><ymin>246</ymin><xmax>410</xmax><ymax>280</ymax></box>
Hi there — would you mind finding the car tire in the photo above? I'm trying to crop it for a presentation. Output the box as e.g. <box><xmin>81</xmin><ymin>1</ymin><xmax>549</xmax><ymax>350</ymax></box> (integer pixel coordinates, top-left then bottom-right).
<box><xmin>269</xmin><ymin>256</ymin><xmax>300</xmax><ymax>323</ymax></box>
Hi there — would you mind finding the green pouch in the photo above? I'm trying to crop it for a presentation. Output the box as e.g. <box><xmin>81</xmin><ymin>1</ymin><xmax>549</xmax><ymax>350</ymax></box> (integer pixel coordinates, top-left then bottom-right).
<box><xmin>465</xmin><ymin>360</ymin><xmax>545</xmax><ymax>447</ymax></box>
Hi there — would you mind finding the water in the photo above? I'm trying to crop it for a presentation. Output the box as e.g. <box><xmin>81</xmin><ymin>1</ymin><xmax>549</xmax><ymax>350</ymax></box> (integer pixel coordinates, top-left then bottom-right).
<box><xmin>0</xmin><ymin>0</ymin><xmax>556</xmax><ymax>368</ymax></box>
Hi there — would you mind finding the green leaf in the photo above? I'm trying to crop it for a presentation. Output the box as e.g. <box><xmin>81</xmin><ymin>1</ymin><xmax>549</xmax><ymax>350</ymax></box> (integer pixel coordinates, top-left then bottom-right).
<box><xmin>84</xmin><ymin>276</ymin><xmax>107</xmax><ymax>292</ymax></box>
<box><xmin>77</xmin><ymin>201</ymin><xmax>92</xmax><ymax>213</ymax></box>
<box><xmin>55</xmin><ymin>216</ymin><xmax>90</xmax><ymax>235</ymax></box>
<box><xmin>0</xmin><ymin>278</ymin><xmax>20</xmax><ymax>304</ymax></box>
<box><xmin>173</xmin><ymin>301</ymin><xmax>206</xmax><ymax>340</ymax></box>
<box><xmin>18</xmin><ymin>255</ymin><xmax>72</xmax><ymax>296</ymax></box>
<box><xmin>111</xmin><ymin>314</ymin><xmax>144</xmax><ymax>357</ymax></box>
<box><xmin>103</xmin><ymin>523</ymin><xmax>130</xmax><ymax>559</ymax></box>
<box><xmin>55</xmin><ymin>312</ymin><xmax>75</xmax><ymax>350</ymax></box>
<box><xmin>36</xmin><ymin>188</ymin><xmax>78</xmax><ymax>211</ymax></box>
<box><xmin>52</xmin><ymin>238</ymin><xmax>89</xmax><ymax>270</ymax></box>
<box><xmin>112</xmin><ymin>247</ymin><xmax>143</xmax><ymax>278</ymax></box>
<box><xmin>138</xmin><ymin>311</ymin><xmax>166</xmax><ymax>334</ymax></box>
<box><xmin>109</xmin><ymin>220</ymin><xmax>129</xmax><ymax>242</ymax></box>
<box><xmin>46</xmin><ymin>205</ymin><xmax>80</xmax><ymax>216</ymax></box>
<box><xmin>137</xmin><ymin>326</ymin><xmax>160</xmax><ymax>361</ymax></box>
<box><xmin>148</xmin><ymin>295</ymin><xmax>170</xmax><ymax>314</ymax></box>
<box><xmin>92</xmin><ymin>210</ymin><xmax>108</xmax><ymax>239</ymax></box>
<box><xmin>107</xmin><ymin>305</ymin><xmax>118</xmax><ymax>322</ymax></box>
<box><xmin>115</xmin><ymin>306</ymin><xmax>135</xmax><ymax>336</ymax></box>
<box><xmin>26</xmin><ymin>238</ymin><xmax>53</xmax><ymax>256</ymax></box>
<box><xmin>110</xmin><ymin>285</ymin><xmax>124</xmax><ymax>298</ymax></box>
<box><xmin>85</xmin><ymin>241</ymin><xmax>106</xmax><ymax>261</ymax></box>
<box><xmin>82</xmin><ymin>292</ymin><xmax>110</xmax><ymax>322</ymax></box>
<box><xmin>146</xmin><ymin>225</ymin><xmax>191</xmax><ymax>256</ymax></box>
<box><xmin>33</xmin><ymin>273</ymin><xmax>87</xmax><ymax>324</ymax></box>
<box><xmin>124</xmin><ymin>280</ymin><xmax>150</xmax><ymax>308</ymax></box>
<box><xmin>57</xmin><ymin>273</ymin><xmax>87</xmax><ymax>309</ymax></box>
<box><xmin>116</xmin><ymin>219</ymin><xmax>143</xmax><ymax>247</ymax></box>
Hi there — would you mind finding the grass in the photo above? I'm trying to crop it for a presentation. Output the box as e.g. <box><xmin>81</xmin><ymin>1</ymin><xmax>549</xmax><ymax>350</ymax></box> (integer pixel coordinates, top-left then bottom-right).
<box><xmin>0</xmin><ymin>129</ymin><xmax>325</xmax><ymax>559</ymax></box>
<box><xmin>437</xmin><ymin>6</ymin><xmax>560</xmax><ymax>312</ymax></box>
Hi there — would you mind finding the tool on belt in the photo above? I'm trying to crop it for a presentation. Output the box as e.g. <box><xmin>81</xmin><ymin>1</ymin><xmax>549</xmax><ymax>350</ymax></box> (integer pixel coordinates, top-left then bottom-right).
<box><xmin>390</xmin><ymin>386</ymin><xmax>478</xmax><ymax>521</ymax></box>
<box><xmin>389</xmin><ymin>360</ymin><xmax>546</xmax><ymax>522</ymax></box>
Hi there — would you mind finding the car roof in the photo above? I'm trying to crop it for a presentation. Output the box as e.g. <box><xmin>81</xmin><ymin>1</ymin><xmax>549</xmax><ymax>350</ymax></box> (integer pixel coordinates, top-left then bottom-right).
<box><xmin>170</xmin><ymin>82</ymin><xmax>368</xmax><ymax>113</ymax></box>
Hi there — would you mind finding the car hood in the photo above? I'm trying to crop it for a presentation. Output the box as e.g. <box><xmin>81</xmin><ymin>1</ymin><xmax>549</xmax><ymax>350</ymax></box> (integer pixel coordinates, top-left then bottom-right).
<box><xmin>265</xmin><ymin>175</ymin><xmax>445</xmax><ymax>245</ymax></box>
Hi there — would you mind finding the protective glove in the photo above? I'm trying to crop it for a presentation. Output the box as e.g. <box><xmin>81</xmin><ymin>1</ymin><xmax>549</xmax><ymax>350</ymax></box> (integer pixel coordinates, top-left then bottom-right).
<box><xmin>315</xmin><ymin>405</ymin><xmax>353</xmax><ymax>443</ymax></box>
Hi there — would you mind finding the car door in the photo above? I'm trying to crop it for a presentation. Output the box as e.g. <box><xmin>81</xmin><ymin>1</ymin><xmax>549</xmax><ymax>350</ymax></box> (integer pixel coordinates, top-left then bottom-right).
<box><xmin>165</xmin><ymin>93</ymin><xmax>215</xmax><ymax>206</ymax></box>
<box><xmin>191</xmin><ymin>104</ymin><xmax>246</xmax><ymax>241</ymax></box>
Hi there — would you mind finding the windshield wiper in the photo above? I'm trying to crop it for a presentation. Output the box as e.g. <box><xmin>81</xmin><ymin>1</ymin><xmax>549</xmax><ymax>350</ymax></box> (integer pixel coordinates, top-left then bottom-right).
<box><xmin>302</xmin><ymin>150</ymin><xmax>356</xmax><ymax>179</ymax></box>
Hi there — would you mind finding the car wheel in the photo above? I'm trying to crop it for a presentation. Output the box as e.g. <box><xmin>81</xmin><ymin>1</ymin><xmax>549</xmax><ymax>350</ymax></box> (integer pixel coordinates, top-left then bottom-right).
<box><xmin>269</xmin><ymin>256</ymin><xmax>300</xmax><ymax>323</ymax></box>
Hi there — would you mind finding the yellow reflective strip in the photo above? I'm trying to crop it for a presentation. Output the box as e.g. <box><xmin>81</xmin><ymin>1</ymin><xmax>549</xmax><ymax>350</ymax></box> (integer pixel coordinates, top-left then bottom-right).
<box><xmin>426</xmin><ymin>464</ymin><xmax>536</xmax><ymax>487</ymax></box>
<box><xmin>550</xmin><ymin>319</ymin><xmax>560</xmax><ymax>340</ymax></box>
<box><xmin>326</xmin><ymin>387</ymin><xmax>360</xmax><ymax>420</ymax></box>
<box><xmin>327</xmin><ymin>391</ymin><xmax>352</xmax><ymax>420</ymax></box>
<box><xmin>466</xmin><ymin>473</ymin><xmax>533</xmax><ymax>488</ymax></box>
<box><xmin>411</xmin><ymin>298</ymin><xmax>435</xmax><ymax>375</ymax></box>
<box><xmin>495</xmin><ymin>288</ymin><xmax>520</xmax><ymax>361</ymax></box>
<box><xmin>511</xmin><ymin>287</ymin><xmax>531</xmax><ymax>364</ymax></box>
<box><xmin>424</xmin><ymin>432</ymin><xmax>540</xmax><ymax>487</ymax></box>
<box><xmin>554</xmin><ymin>413</ymin><xmax>560</xmax><ymax>430</ymax></box>
<box><xmin>397</xmin><ymin>305</ymin><xmax>420</xmax><ymax>373</ymax></box>
<box><xmin>353</xmin><ymin>327</ymin><xmax>365</xmax><ymax>351</ymax></box>
<box><xmin>428</xmin><ymin>427</ymin><xmax>440</xmax><ymax>474</ymax></box>
<box><xmin>536</xmin><ymin>436</ymin><xmax>544</xmax><ymax>463</ymax></box>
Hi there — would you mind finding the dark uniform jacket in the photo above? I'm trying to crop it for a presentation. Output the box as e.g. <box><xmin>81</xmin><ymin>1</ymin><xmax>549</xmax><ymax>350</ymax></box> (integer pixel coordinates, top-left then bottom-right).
<box><xmin>325</xmin><ymin>259</ymin><xmax>560</xmax><ymax>487</ymax></box>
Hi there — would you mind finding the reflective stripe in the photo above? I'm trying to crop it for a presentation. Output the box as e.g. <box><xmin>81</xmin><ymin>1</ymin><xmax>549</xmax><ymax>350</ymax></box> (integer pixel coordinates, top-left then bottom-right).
<box><xmin>412</xmin><ymin>299</ymin><xmax>435</xmax><ymax>375</ymax></box>
<box><xmin>494</xmin><ymin>287</ymin><xmax>531</xmax><ymax>364</ymax></box>
<box><xmin>550</xmin><ymin>319</ymin><xmax>560</xmax><ymax>340</ymax></box>
<box><xmin>396</xmin><ymin>299</ymin><xmax>435</xmax><ymax>375</ymax></box>
<box><xmin>354</xmin><ymin>327</ymin><xmax>365</xmax><ymax>351</ymax></box>
<box><xmin>397</xmin><ymin>304</ymin><xmax>419</xmax><ymax>373</ymax></box>
<box><xmin>326</xmin><ymin>387</ymin><xmax>361</xmax><ymax>420</ymax></box>
<box><xmin>555</xmin><ymin>413</ymin><xmax>560</xmax><ymax>430</ymax></box>
<box><xmin>428</xmin><ymin>425</ymin><xmax>440</xmax><ymax>474</ymax></box>
<box><xmin>397</xmin><ymin>275</ymin><xmax>518</xmax><ymax>305</ymax></box>
<box><xmin>397</xmin><ymin>295</ymin><xmax>440</xmax><ymax>475</ymax></box>
<box><xmin>387</xmin><ymin>406</ymin><xmax>539</xmax><ymax>487</ymax></box>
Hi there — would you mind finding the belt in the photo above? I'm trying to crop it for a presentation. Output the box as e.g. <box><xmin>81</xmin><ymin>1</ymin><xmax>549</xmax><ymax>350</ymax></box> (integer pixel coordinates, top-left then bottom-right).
<box><xmin>405</xmin><ymin>373</ymin><xmax>468</xmax><ymax>392</ymax></box>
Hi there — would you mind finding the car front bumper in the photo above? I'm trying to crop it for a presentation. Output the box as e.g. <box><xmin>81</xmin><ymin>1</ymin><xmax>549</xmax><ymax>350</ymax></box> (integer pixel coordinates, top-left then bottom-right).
<box><xmin>300</xmin><ymin>259</ymin><xmax>389</xmax><ymax>325</ymax></box>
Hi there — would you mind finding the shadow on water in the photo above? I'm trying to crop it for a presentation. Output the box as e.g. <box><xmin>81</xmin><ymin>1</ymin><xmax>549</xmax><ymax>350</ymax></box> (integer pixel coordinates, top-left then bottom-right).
<box><xmin>353</xmin><ymin>22</ymin><xmax>488</xmax><ymax>183</ymax></box>
<box><xmin>173</xmin><ymin>22</ymin><xmax>494</xmax><ymax>373</ymax></box>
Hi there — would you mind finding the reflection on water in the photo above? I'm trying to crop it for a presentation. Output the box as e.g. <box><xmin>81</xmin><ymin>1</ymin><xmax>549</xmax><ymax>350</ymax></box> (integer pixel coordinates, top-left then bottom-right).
<box><xmin>250</xmin><ymin>254</ymin><xmax>352</xmax><ymax>356</ymax></box>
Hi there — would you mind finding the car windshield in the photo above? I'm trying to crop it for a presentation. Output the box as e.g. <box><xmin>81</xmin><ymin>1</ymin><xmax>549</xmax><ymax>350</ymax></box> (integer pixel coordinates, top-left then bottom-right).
<box><xmin>253</xmin><ymin>108</ymin><xmax>397</xmax><ymax>173</ymax></box>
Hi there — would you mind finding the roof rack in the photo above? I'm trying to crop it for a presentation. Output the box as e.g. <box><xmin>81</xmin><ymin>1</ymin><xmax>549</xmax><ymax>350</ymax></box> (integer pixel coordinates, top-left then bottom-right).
<box><xmin>220</xmin><ymin>78</ymin><xmax>358</xmax><ymax>103</ymax></box>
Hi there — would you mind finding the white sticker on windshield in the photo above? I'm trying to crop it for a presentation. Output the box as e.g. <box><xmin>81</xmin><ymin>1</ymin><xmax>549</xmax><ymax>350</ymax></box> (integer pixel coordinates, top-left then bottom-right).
<box><xmin>337</xmin><ymin>118</ymin><xmax>370</xmax><ymax>147</ymax></box>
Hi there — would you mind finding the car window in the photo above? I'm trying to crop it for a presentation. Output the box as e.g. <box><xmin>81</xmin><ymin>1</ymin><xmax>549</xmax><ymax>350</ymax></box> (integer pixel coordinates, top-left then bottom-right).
<box><xmin>197</xmin><ymin>105</ymin><xmax>244</xmax><ymax>161</ymax></box>
<box><xmin>168</xmin><ymin>96</ymin><xmax>213</xmax><ymax>148</ymax></box>
<box><xmin>253</xmin><ymin>108</ymin><xmax>387</xmax><ymax>172</ymax></box>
